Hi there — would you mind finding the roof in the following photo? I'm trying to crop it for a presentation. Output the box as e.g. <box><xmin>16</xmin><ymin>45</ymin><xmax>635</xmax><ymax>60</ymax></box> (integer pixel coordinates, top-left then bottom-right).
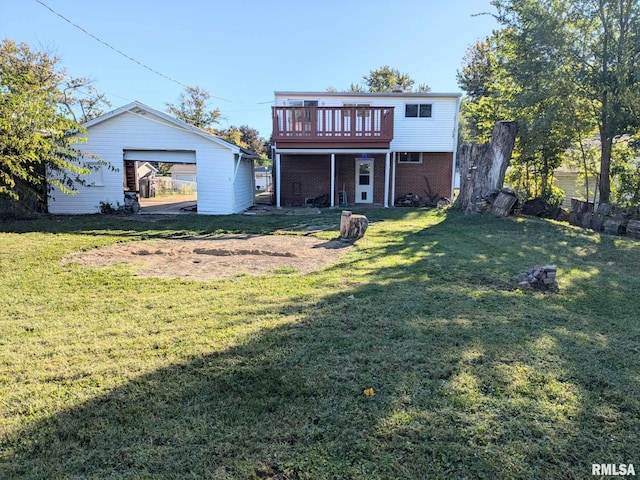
<box><xmin>83</xmin><ymin>101</ymin><xmax>258</xmax><ymax>158</ymax></box>
<box><xmin>274</xmin><ymin>91</ymin><xmax>462</xmax><ymax>98</ymax></box>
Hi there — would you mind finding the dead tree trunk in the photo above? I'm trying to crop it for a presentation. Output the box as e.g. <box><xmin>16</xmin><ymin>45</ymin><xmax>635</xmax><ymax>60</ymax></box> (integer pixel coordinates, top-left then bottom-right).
<box><xmin>455</xmin><ymin>121</ymin><xmax>518</xmax><ymax>213</ymax></box>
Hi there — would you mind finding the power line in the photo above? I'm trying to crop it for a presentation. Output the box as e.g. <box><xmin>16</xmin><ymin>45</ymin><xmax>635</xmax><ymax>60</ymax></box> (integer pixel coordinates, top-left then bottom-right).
<box><xmin>33</xmin><ymin>0</ymin><xmax>273</xmax><ymax>105</ymax></box>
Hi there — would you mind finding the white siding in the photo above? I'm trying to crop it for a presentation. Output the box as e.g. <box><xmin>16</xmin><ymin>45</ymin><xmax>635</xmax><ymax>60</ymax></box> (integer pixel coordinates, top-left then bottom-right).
<box><xmin>232</xmin><ymin>158</ymin><xmax>255</xmax><ymax>212</ymax></box>
<box><xmin>49</xmin><ymin>109</ymin><xmax>249</xmax><ymax>215</ymax></box>
<box><xmin>275</xmin><ymin>92</ymin><xmax>460</xmax><ymax>152</ymax></box>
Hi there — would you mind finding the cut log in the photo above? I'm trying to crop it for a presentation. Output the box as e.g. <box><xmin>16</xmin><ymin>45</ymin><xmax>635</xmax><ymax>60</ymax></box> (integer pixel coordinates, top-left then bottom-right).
<box><xmin>455</xmin><ymin>121</ymin><xmax>518</xmax><ymax>213</ymax></box>
<box><xmin>591</xmin><ymin>214</ymin><xmax>605</xmax><ymax>232</ymax></box>
<box><xmin>339</xmin><ymin>210</ymin><xmax>368</xmax><ymax>241</ymax></box>
<box><xmin>491</xmin><ymin>189</ymin><xmax>518</xmax><ymax>217</ymax></box>
<box><xmin>603</xmin><ymin>218</ymin><xmax>626</xmax><ymax>235</ymax></box>
<box><xmin>626</xmin><ymin>219</ymin><xmax>640</xmax><ymax>239</ymax></box>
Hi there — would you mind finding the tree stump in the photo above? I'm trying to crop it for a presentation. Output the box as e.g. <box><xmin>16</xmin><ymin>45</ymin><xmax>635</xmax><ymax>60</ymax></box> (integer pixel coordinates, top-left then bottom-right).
<box><xmin>340</xmin><ymin>210</ymin><xmax>368</xmax><ymax>241</ymax></box>
<box><xmin>455</xmin><ymin>121</ymin><xmax>518</xmax><ymax>213</ymax></box>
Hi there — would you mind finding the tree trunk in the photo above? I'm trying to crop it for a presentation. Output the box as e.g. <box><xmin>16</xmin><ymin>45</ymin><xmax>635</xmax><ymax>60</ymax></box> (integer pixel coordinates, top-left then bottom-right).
<box><xmin>455</xmin><ymin>121</ymin><xmax>518</xmax><ymax>213</ymax></box>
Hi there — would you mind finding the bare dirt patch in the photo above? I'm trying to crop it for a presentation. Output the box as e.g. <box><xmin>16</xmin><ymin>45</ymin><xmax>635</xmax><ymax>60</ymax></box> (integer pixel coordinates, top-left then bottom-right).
<box><xmin>62</xmin><ymin>235</ymin><xmax>351</xmax><ymax>280</ymax></box>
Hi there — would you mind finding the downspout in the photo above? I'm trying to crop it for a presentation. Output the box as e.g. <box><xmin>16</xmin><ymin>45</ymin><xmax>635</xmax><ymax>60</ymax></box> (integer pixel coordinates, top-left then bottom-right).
<box><xmin>231</xmin><ymin>152</ymin><xmax>242</xmax><ymax>213</ymax></box>
<box><xmin>451</xmin><ymin>96</ymin><xmax>462</xmax><ymax>200</ymax></box>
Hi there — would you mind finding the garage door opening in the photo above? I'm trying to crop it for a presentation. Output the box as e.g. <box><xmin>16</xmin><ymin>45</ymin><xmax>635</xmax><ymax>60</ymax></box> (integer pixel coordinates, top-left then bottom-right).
<box><xmin>123</xmin><ymin>150</ymin><xmax>197</xmax><ymax>214</ymax></box>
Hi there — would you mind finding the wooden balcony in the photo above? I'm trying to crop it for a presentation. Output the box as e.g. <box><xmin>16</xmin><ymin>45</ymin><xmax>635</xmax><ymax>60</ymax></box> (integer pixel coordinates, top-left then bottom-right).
<box><xmin>272</xmin><ymin>106</ymin><xmax>394</xmax><ymax>149</ymax></box>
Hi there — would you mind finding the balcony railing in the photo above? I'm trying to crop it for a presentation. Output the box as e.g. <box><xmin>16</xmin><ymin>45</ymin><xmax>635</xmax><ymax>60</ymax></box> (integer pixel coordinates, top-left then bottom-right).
<box><xmin>272</xmin><ymin>106</ymin><xmax>394</xmax><ymax>148</ymax></box>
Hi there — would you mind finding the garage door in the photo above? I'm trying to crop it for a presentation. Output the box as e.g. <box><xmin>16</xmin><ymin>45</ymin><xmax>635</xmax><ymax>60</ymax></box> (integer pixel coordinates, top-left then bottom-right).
<box><xmin>123</xmin><ymin>150</ymin><xmax>196</xmax><ymax>163</ymax></box>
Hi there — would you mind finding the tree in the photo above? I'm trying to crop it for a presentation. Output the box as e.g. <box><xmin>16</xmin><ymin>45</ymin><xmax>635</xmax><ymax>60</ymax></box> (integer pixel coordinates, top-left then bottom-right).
<box><xmin>491</xmin><ymin>0</ymin><xmax>640</xmax><ymax>203</ymax></box>
<box><xmin>165</xmin><ymin>86</ymin><xmax>220</xmax><ymax>131</ymax></box>
<box><xmin>216</xmin><ymin>125</ymin><xmax>269</xmax><ymax>161</ymax></box>
<box><xmin>0</xmin><ymin>39</ymin><xmax>108</xmax><ymax>212</ymax></box>
<box><xmin>349</xmin><ymin>66</ymin><xmax>431</xmax><ymax>93</ymax></box>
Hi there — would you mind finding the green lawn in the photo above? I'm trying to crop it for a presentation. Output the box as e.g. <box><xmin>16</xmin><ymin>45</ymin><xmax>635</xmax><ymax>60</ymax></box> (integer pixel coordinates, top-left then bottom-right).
<box><xmin>1</xmin><ymin>208</ymin><xmax>638</xmax><ymax>479</ymax></box>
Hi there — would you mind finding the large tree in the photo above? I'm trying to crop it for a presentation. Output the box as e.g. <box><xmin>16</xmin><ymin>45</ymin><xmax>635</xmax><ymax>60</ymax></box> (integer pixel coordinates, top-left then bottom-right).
<box><xmin>491</xmin><ymin>0</ymin><xmax>640</xmax><ymax>203</ymax></box>
<box><xmin>0</xmin><ymin>39</ymin><xmax>108</xmax><ymax>212</ymax></box>
<box><xmin>165</xmin><ymin>86</ymin><xmax>220</xmax><ymax>131</ymax></box>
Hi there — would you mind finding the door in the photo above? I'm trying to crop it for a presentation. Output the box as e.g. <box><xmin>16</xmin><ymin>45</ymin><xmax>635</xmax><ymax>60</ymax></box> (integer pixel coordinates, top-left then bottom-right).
<box><xmin>355</xmin><ymin>159</ymin><xmax>374</xmax><ymax>203</ymax></box>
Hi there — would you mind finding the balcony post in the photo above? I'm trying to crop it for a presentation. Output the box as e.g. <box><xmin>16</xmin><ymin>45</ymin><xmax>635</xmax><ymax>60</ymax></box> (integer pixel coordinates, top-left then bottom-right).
<box><xmin>275</xmin><ymin>152</ymin><xmax>281</xmax><ymax>208</ymax></box>
<box><xmin>330</xmin><ymin>153</ymin><xmax>335</xmax><ymax>207</ymax></box>
<box><xmin>384</xmin><ymin>152</ymin><xmax>390</xmax><ymax>208</ymax></box>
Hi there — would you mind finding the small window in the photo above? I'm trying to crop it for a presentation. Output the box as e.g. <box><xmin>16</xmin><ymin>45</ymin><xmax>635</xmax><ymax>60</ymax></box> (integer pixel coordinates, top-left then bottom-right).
<box><xmin>344</xmin><ymin>103</ymin><xmax>370</xmax><ymax>117</ymax></box>
<box><xmin>405</xmin><ymin>104</ymin><xmax>432</xmax><ymax>118</ymax></box>
<box><xmin>289</xmin><ymin>100</ymin><xmax>318</xmax><ymax>107</ymax></box>
<box><xmin>397</xmin><ymin>152</ymin><xmax>422</xmax><ymax>164</ymax></box>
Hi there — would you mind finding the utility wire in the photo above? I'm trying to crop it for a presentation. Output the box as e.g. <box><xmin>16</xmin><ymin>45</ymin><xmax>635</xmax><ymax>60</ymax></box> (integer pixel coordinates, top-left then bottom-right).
<box><xmin>34</xmin><ymin>0</ymin><xmax>273</xmax><ymax>105</ymax></box>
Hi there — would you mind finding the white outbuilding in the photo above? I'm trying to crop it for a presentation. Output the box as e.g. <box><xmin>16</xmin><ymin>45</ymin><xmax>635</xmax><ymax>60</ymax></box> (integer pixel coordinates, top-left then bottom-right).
<box><xmin>48</xmin><ymin>101</ymin><xmax>256</xmax><ymax>215</ymax></box>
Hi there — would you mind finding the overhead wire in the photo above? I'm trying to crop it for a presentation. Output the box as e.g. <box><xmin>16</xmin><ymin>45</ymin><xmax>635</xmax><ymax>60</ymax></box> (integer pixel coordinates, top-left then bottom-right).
<box><xmin>33</xmin><ymin>0</ymin><xmax>273</xmax><ymax>106</ymax></box>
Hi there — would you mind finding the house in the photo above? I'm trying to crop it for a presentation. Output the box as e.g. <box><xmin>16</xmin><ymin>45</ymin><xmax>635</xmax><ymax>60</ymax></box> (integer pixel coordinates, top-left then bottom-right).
<box><xmin>48</xmin><ymin>102</ymin><xmax>256</xmax><ymax>215</ymax></box>
<box><xmin>271</xmin><ymin>91</ymin><xmax>461</xmax><ymax>208</ymax></box>
<box><xmin>554</xmin><ymin>166</ymin><xmax>598</xmax><ymax>208</ymax></box>
<box><xmin>168</xmin><ymin>163</ymin><xmax>197</xmax><ymax>184</ymax></box>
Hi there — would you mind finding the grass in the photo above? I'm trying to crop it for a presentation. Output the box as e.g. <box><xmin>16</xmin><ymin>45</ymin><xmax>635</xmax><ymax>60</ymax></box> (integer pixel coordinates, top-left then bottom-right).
<box><xmin>1</xmin><ymin>208</ymin><xmax>639</xmax><ymax>479</ymax></box>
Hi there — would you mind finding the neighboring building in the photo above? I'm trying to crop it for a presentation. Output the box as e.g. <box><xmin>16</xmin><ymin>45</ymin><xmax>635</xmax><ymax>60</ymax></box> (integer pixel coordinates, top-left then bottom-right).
<box><xmin>554</xmin><ymin>166</ymin><xmax>598</xmax><ymax>208</ymax></box>
<box><xmin>168</xmin><ymin>163</ymin><xmax>197</xmax><ymax>184</ymax></box>
<box><xmin>271</xmin><ymin>91</ymin><xmax>461</xmax><ymax>207</ymax></box>
<box><xmin>254</xmin><ymin>165</ymin><xmax>272</xmax><ymax>191</ymax></box>
<box><xmin>48</xmin><ymin>102</ymin><xmax>256</xmax><ymax>215</ymax></box>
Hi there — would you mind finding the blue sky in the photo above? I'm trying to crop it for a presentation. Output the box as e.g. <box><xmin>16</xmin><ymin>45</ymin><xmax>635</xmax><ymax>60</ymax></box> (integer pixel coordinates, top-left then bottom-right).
<box><xmin>1</xmin><ymin>0</ymin><xmax>498</xmax><ymax>138</ymax></box>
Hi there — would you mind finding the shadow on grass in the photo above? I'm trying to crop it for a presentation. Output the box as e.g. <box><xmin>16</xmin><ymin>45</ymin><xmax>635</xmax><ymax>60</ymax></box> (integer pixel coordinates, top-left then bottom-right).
<box><xmin>2</xmin><ymin>211</ymin><xmax>639</xmax><ymax>479</ymax></box>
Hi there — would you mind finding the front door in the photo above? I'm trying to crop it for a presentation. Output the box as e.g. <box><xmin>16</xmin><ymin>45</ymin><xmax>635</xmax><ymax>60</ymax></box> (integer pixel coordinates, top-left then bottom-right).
<box><xmin>355</xmin><ymin>159</ymin><xmax>374</xmax><ymax>203</ymax></box>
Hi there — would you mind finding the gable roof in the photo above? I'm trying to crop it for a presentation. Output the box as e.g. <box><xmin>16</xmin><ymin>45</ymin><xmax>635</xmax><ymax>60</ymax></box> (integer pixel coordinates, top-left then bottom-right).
<box><xmin>83</xmin><ymin>101</ymin><xmax>257</xmax><ymax>158</ymax></box>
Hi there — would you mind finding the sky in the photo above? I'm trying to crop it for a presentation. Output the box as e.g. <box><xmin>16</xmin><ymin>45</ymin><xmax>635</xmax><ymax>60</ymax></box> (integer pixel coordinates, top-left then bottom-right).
<box><xmin>1</xmin><ymin>0</ymin><xmax>499</xmax><ymax>139</ymax></box>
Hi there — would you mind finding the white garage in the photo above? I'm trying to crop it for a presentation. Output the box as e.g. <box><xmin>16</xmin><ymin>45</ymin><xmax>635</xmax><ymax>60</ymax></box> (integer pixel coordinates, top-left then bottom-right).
<box><xmin>48</xmin><ymin>101</ymin><xmax>256</xmax><ymax>215</ymax></box>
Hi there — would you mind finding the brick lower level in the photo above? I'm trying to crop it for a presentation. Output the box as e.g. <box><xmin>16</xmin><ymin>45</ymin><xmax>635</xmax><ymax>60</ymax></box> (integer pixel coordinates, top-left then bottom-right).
<box><xmin>276</xmin><ymin>152</ymin><xmax>453</xmax><ymax>206</ymax></box>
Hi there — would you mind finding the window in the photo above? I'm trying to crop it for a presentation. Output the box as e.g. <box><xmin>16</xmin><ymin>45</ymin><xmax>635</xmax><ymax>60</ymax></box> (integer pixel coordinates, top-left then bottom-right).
<box><xmin>85</xmin><ymin>162</ymin><xmax>104</xmax><ymax>186</ymax></box>
<box><xmin>344</xmin><ymin>103</ymin><xmax>371</xmax><ymax>117</ymax></box>
<box><xmin>405</xmin><ymin>104</ymin><xmax>432</xmax><ymax>118</ymax></box>
<box><xmin>289</xmin><ymin>100</ymin><xmax>318</xmax><ymax>107</ymax></box>
<box><xmin>397</xmin><ymin>152</ymin><xmax>422</xmax><ymax>164</ymax></box>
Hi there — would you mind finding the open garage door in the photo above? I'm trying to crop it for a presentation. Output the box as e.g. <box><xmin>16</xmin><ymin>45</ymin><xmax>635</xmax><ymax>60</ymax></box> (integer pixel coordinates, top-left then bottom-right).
<box><xmin>123</xmin><ymin>150</ymin><xmax>198</xmax><ymax>214</ymax></box>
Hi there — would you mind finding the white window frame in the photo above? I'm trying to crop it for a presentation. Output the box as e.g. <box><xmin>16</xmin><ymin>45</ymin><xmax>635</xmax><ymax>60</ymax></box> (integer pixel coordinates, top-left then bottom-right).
<box><xmin>397</xmin><ymin>152</ymin><xmax>422</xmax><ymax>164</ymax></box>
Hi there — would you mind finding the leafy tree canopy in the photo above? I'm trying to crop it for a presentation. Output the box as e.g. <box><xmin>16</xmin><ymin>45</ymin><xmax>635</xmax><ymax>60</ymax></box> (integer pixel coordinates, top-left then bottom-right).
<box><xmin>330</xmin><ymin>66</ymin><xmax>430</xmax><ymax>93</ymax></box>
<box><xmin>165</xmin><ymin>86</ymin><xmax>220</xmax><ymax>132</ymax></box>
<box><xmin>0</xmin><ymin>39</ymin><xmax>110</xmax><ymax>212</ymax></box>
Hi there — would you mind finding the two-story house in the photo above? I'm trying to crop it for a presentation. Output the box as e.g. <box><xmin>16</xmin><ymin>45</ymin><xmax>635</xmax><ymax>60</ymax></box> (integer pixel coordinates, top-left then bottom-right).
<box><xmin>271</xmin><ymin>91</ymin><xmax>461</xmax><ymax>208</ymax></box>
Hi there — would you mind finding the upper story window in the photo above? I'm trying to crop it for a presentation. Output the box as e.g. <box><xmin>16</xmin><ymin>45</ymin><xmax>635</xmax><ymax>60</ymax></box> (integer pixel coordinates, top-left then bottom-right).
<box><xmin>343</xmin><ymin>103</ymin><xmax>371</xmax><ymax>117</ymax></box>
<box><xmin>397</xmin><ymin>152</ymin><xmax>422</xmax><ymax>164</ymax></box>
<box><xmin>289</xmin><ymin>100</ymin><xmax>318</xmax><ymax>107</ymax></box>
<box><xmin>405</xmin><ymin>104</ymin><xmax>432</xmax><ymax>118</ymax></box>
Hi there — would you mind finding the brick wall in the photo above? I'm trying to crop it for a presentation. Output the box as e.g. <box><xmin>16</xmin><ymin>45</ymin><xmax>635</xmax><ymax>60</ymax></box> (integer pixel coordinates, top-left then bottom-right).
<box><xmin>278</xmin><ymin>152</ymin><xmax>452</xmax><ymax>206</ymax></box>
<box><xmin>394</xmin><ymin>152</ymin><xmax>452</xmax><ymax>202</ymax></box>
<box><xmin>279</xmin><ymin>154</ymin><xmax>331</xmax><ymax>206</ymax></box>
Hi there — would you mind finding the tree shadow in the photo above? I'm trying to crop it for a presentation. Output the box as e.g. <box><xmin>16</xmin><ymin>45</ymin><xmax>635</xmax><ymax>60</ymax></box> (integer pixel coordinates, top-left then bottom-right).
<box><xmin>2</xmin><ymin>210</ymin><xmax>639</xmax><ymax>478</ymax></box>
